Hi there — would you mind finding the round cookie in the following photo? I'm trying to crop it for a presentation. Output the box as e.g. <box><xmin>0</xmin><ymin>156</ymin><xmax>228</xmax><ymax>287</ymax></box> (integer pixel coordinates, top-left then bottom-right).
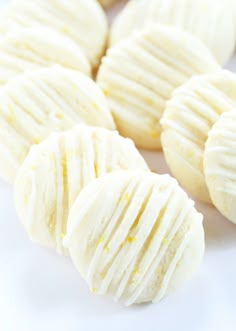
<box><xmin>64</xmin><ymin>171</ymin><xmax>204</xmax><ymax>306</ymax></box>
<box><xmin>0</xmin><ymin>27</ymin><xmax>91</xmax><ymax>86</ymax></box>
<box><xmin>0</xmin><ymin>65</ymin><xmax>115</xmax><ymax>183</ymax></box>
<box><xmin>97</xmin><ymin>24</ymin><xmax>219</xmax><ymax>149</ymax></box>
<box><xmin>110</xmin><ymin>0</ymin><xmax>236</xmax><ymax>64</ymax></box>
<box><xmin>204</xmin><ymin>111</ymin><xmax>236</xmax><ymax>224</ymax></box>
<box><xmin>14</xmin><ymin>126</ymin><xmax>149</xmax><ymax>255</ymax></box>
<box><xmin>0</xmin><ymin>0</ymin><xmax>108</xmax><ymax>69</ymax></box>
<box><xmin>161</xmin><ymin>70</ymin><xmax>236</xmax><ymax>203</ymax></box>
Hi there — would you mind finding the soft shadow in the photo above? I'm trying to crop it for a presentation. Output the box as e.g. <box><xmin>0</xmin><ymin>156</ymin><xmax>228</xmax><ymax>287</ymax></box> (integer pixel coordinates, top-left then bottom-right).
<box><xmin>196</xmin><ymin>200</ymin><xmax>236</xmax><ymax>250</ymax></box>
<box><xmin>140</xmin><ymin>150</ymin><xmax>170</xmax><ymax>174</ymax></box>
<box><xmin>107</xmin><ymin>0</ymin><xmax>128</xmax><ymax>24</ymax></box>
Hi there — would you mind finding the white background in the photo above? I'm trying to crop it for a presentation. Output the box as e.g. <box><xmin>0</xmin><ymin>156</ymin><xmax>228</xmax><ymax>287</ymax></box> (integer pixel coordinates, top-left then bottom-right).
<box><xmin>1</xmin><ymin>1</ymin><xmax>236</xmax><ymax>331</ymax></box>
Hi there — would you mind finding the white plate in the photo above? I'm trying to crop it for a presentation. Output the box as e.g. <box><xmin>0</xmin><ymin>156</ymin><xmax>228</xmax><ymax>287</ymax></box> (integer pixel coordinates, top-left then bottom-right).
<box><xmin>1</xmin><ymin>1</ymin><xmax>236</xmax><ymax>330</ymax></box>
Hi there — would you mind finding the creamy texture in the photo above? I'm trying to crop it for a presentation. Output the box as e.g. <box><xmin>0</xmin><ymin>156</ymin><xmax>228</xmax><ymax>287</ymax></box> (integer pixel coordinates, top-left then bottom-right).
<box><xmin>0</xmin><ymin>0</ymin><xmax>108</xmax><ymax>69</ymax></box>
<box><xmin>0</xmin><ymin>26</ymin><xmax>91</xmax><ymax>86</ymax></box>
<box><xmin>0</xmin><ymin>65</ymin><xmax>115</xmax><ymax>183</ymax></box>
<box><xmin>161</xmin><ymin>70</ymin><xmax>236</xmax><ymax>203</ymax></box>
<box><xmin>97</xmin><ymin>24</ymin><xmax>219</xmax><ymax>149</ymax></box>
<box><xmin>64</xmin><ymin>171</ymin><xmax>204</xmax><ymax>305</ymax></box>
<box><xmin>110</xmin><ymin>0</ymin><xmax>236</xmax><ymax>64</ymax></box>
<box><xmin>14</xmin><ymin>126</ymin><xmax>149</xmax><ymax>255</ymax></box>
<box><xmin>204</xmin><ymin>111</ymin><xmax>236</xmax><ymax>224</ymax></box>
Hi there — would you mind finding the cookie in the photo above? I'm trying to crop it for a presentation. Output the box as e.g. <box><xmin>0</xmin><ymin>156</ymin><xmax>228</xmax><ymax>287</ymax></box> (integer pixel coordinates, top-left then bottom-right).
<box><xmin>64</xmin><ymin>171</ymin><xmax>204</xmax><ymax>305</ymax></box>
<box><xmin>110</xmin><ymin>0</ymin><xmax>236</xmax><ymax>64</ymax></box>
<box><xmin>204</xmin><ymin>111</ymin><xmax>236</xmax><ymax>223</ymax></box>
<box><xmin>14</xmin><ymin>126</ymin><xmax>149</xmax><ymax>255</ymax></box>
<box><xmin>97</xmin><ymin>24</ymin><xmax>219</xmax><ymax>149</ymax></box>
<box><xmin>0</xmin><ymin>27</ymin><xmax>91</xmax><ymax>86</ymax></box>
<box><xmin>0</xmin><ymin>65</ymin><xmax>115</xmax><ymax>183</ymax></box>
<box><xmin>161</xmin><ymin>70</ymin><xmax>236</xmax><ymax>203</ymax></box>
<box><xmin>1</xmin><ymin>0</ymin><xmax>108</xmax><ymax>69</ymax></box>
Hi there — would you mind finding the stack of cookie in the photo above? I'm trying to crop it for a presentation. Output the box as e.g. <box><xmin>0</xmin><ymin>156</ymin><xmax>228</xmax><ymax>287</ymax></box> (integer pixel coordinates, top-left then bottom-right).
<box><xmin>0</xmin><ymin>0</ymin><xmax>235</xmax><ymax>306</ymax></box>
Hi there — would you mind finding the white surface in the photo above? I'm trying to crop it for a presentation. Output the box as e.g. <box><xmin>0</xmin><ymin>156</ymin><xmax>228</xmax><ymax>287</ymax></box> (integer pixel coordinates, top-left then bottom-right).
<box><xmin>1</xmin><ymin>1</ymin><xmax>236</xmax><ymax>330</ymax></box>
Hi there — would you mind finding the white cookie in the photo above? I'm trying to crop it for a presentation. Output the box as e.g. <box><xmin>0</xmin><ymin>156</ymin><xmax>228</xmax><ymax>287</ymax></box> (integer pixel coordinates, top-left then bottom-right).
<box><xmin>97</xmin><ymin>24</ymin><xmax>219</xmax><ymax>149</ymax></box>
<box><xmin>14</xmin><ymin>126</ymin><xmax>149</xmax><ymax>255</ymax></box>
<box><xmin>0</xmin><ymin>0</ymin><xmax>108</xmax><ymax>69</ymax></box>
<box><xmin>110</xmin><ymin>0</ymin><xmax>236</xmax><ymax>64</ymax></box>
<box><xmin>204</xmin><ymin>111</ymin><xmax>236</xmax><ymax>224</ymax></box>
<box><xmin>64</xmin><ymin>171</ymin><xmax>204</xmax><ymax>305</ymax></box>
<box><xmin>0</xmin><ymin>27</ymin><xmax>91</xmax><ymax>86</ymax></box>
<box><xmin>161</xmin><ymin>70</ymin><xmax>236</xmax><ymax>203</ymax></box>
<box><xmin>0</xmin><ymin>65</ymin><xmax>115</xmax><ymax>183</ymax></box>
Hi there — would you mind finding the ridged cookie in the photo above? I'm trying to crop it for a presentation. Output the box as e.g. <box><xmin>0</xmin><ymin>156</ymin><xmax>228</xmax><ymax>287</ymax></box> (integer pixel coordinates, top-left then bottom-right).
<box><xmin>204</xmin><ymin>111</ymin><xmax>236</xmax><ymax>224</ymax></box>
<box><xmin>161</xmin><ymin>70</ymin><xmax>236</xmax><ymax>203</ymax></box>
<box><xmin>97</xmin><ymin>24</ymin><xmax>219</xmax><ymax>149</ymax></box>
<box><xmin>0</xmin><ymin>0</ymin><xmax>108</xmax><ymax>69</ymax></box>
<box><xmin>64</xmin><ymin>171</ymin><xmax>204</xmax><ymax>305</ymax></box>
<box><xmin>110</xmin><ymin>0</ymin><xmax>236</xmax><ymax>64</ymax></box>
<box><xmin>0</xmin><ymin>65</ymin><xmax>115</xmax><ymax>183</ymax></box>
<box><xmin>0</xmin><ymin>27</ymin><xmax>91</xmax><ymax>86</ymax></box>
<box><xmin>14</xmin><ymin>126</ymin><xmax>149</xmax><ymax>255</ymax></box>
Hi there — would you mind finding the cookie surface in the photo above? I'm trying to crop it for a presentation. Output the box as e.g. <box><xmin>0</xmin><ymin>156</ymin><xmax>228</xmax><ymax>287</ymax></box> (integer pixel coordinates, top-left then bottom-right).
<box><xmin>1</xmin><ymin>0</ymin><xmax>108</xmax><ymax>69</ymax></box>
<box><xmin>0</xmin><ymin>27</ymin><xmax>91</xmax><ymax>86</ymax></box>
<box><xmin>110</xmin><ymin>0</ymin><xmax>236</xmax><ymax>64</ymax></box>
<box><xmin>65</xmin><ymin>171</ymin><xmax>204</xmax><ymax>305</ymax></box>
<box><xmin>204</xmin><ymin>111</ymin><xmax>236</xmax><ymax>224</ymax></box>
<box><xmin>0</xmin><ymin>65</ymin><xmax>114</xmax><ymax>183</ymax></box>
<box><xmin>97</xmin><ymin>24</ymin><xmax>219</xmax><ymax>149</ymax></box>
<box><xmin>161</xmin><ymin>70</ymin><xmax>236</xmax><ymax>203</ymax></box>
<box><xmin>14</xmin><ymin>126</ymin><xmax>149</xmax><ymax>255</ymax></box>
